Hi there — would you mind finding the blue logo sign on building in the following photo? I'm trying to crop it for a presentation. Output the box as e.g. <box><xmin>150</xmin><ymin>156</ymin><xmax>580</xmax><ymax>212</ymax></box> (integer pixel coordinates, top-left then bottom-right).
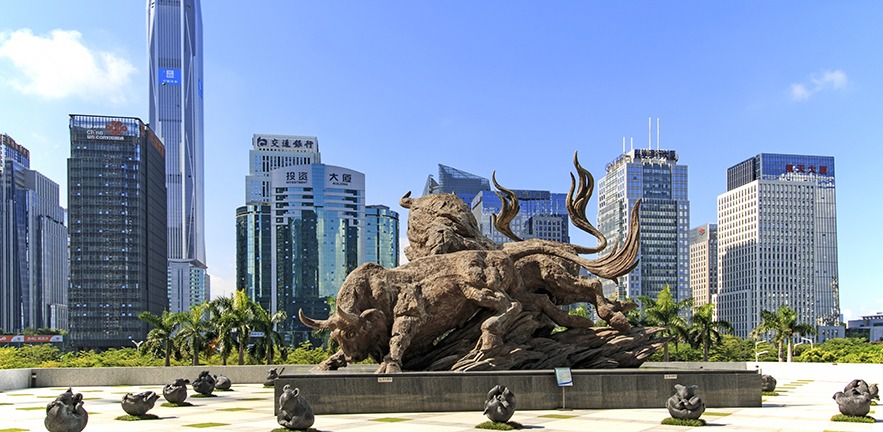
<box><xmin>159</xmin><ymin>68</ymin><xmax>181</xmax><ymax>85</ymax></box>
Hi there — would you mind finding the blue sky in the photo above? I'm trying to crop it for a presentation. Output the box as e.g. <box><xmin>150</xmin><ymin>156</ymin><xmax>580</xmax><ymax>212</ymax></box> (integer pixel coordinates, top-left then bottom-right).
<box><xmin>1</xmin><ymin>2</ymin><xmax>881</xmax><ymax>322</ymax></box>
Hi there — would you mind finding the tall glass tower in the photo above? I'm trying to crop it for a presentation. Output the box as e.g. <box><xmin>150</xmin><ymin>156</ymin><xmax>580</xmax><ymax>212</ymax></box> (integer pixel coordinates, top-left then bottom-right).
<box><xmin>148</xmin><ymin>0</ymin><xmax>207</xmax><ymax>311</ymax></box>
<box><xmin>365</xmin><ymin>205</ymin><xmax>399</xmax><ymax>269</ymax></box>
<box><xmin>271</xmin><ymin>164</ymin><xmax>365</xmax><ymax>343</ymax></box>
<box><xmin>597</xmin><ymin>149</ymin><xmax>690</xmax><ymax>303</ymax></box>
<box><xmin>472</xmin><ymin>190</ymin><xmax>570</xmax><ymax>244</ymax></box>
<box><xmin>68</xmin><ymin>115</ymin><xmax>168</xmax><ymax>350</ymax></box>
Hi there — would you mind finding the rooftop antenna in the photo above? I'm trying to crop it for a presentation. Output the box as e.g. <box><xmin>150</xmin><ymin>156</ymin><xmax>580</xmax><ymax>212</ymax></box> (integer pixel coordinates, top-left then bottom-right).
<box><xmin>630</xmin><ymin>137</ymin><xmax>634</xmax><ymax>152</ymax></box>
<box><xmin>657</xmin><ymin>117</ymin><xmax>660</xmax><ymax>150</ymax></box>
<box><xmin>622</xmin><ymin>137</ymin><xmax>626</xmax><ymax>154</ymax></box>
<box><xmin>648</xmin><ymin>117</ymin><xmax>652</xmax><ymax>150</ymax></box>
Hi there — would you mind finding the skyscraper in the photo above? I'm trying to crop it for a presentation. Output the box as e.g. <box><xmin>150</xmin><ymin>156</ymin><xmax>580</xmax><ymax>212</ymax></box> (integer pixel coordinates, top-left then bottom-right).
<box><xmin>472</xmin><ymin>190</ymin><xmax>570</xmax><ymax>244</ymax></box>
<box><xmin>689</xmin><ymin>223</ymin><xmax>717</xmax><ymax>308</ymax></box>
<box><xmin>365</xmin><ymin>205</ymin><xmax>399</xmax><ymax>268</ymax></box>
<box><xmin>0</xmin><ymin>134</ymin><xmax>30</xmax><ymax>333</ymax></box>
<box><xmin>717</xmin><ymin>153</ymin><xmax>840</xmax><ymax>340</ymax></box>
<box><xmin>68</xmin><ymin>115</ymin><xmax>167</xmax><ymax>350</ymax></box>
<box><xmin>423</xmin><ymin>164</ymin><xmax>490</xmax><ymax>205</ymax></box>
<box><xmin>1</xmin><ymin>135</ymin><xmax>68</xmax><ymax>333</ymax></box>
<box><xmin>236</xmin><ymin>203</ymin><xmax>271</xmax><ymax>309</ymax></box>
<box><xmin>237</xmin><ymin>134</ymin><xmax>321</xmax><ymax>311</ymax></box>
<box><xmin>148</xmin><ymin>0</ymin><xmax>207</xmax><ymax>312</ymax></box>
<box><xmin>271</xmin><ymin>164</ymin><xmax>365</xmax><ymax>343</ymax></box>
<box><xmin>597</xmin><ymin>148</ymin><xmax>690</xmax><ymax>303</ymax></box>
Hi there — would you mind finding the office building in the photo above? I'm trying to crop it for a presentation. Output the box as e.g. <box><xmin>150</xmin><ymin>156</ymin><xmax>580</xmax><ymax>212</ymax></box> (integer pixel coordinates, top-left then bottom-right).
<box><xmin>1</xmin><ymin>135</ymin><xmax>68</xmax><ymax>333</ymax></box>
<box><xmin>148</xmin><ymin>0</ymin><xmax>208</xmax><ymax>312</ymax></box>
<box><xmin>270</xmin><ymin>164</ymin><xmax>365</xmax><ymax>343</ymax></box>
<box><xmin>472</xmin><ymin>190</ymin><xmax>570</xmax><ymax>244</ymax></box>
<box><xmin>236</xmin><ymin>203</ymin><xmax>272</xmax><ymax>309</ymax></box>
<box><xmin>689</xmin><ymin>223</ymin><xmax>717</xmax><ymax>308</ymax></box>
<box><xmin>423</xmin><ymin>164</ymin><xmax>490</xmax><ymax>205</ymax></box>
<box><xmin>246</xmin><ymin>135</ymin><xmax>321</xmax><ymax>203</ymax></box>
<box><xmin>365</xmin><ymin>205</ymin><xmax>399</xmax><ymax>268</ymax></box>
<box><xmin>237</xmin><ymin>135</ymin><xmax>320</xmax><ymax>310</ymax></box>
<box><xmin>717</xmin><ymin>153</ymin><xmax>840</xmax><ymax>339</ymax></box>
<box><xmin>597</xmin><ymin>148</ymin><xmax>690</xmax><ymax>303</ymax></box>
<box><xmin>68</xmin><ymin>115</ymin><xmax>167</xmax><ymax>350</ymax></box>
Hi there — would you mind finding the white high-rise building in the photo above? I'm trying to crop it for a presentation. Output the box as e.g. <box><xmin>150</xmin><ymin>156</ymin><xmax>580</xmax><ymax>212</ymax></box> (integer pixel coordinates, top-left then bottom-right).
<box><xmin>717</xmin><ymin>153</ymin><xmax>840</xmax><ymax>340</ymax></box>
<box><xmin>245</xmin><ymin>134</ymin><xmax>320</xmax><ymax>204</ymax></box>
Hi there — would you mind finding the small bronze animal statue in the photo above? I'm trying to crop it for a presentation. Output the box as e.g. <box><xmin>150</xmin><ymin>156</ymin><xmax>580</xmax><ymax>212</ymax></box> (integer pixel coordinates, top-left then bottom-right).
<box><xmin>121</xmin><ymin>391</ymin><xmax>159</xmax><ymax>416</ymax></box>
<box><xmin>277</xmin><ymin>385</ymin><xmax>315</xmax><ymax>430</ymax></box>
<box><xmin>163</xmin><ymin>378</ymin><xmax>190</xmax><ymax>404</ymax></box>
<box><xmin>666</xmin><ymin>384</ymin><xmax>705</xmax><ymax>420</ymax></box>
<box><xmin>214</xmin><ymin>374</ymin><xmax>232</xmax><ymax>390</ymax></box>
<box><xmin>833</xmin><ymin>379</ymin><xmax>879</xmax><ymax>417</ymax></box>
<box><xmin>192</xmin><ymin>370</ymin><xmax>216</xmax><ymax>395</ymax></box>
<box><xmin>264</xmin><ymin>367</ymin><xmax>285</xmax><ymax>386</ymax></box>
<box><xmin>761</xmin><ymin>374</ymin><xmax>777</xmax><ymax>392</ymax></box>
<box><xmin>44</xmin><ymin>388</ymin><xmax>88</xmax><ymax>432</ymax></box>
<box><xmin>483</xmin><ymin>385</ymin><xmax>516</xmax><ymax>423</ymax></box>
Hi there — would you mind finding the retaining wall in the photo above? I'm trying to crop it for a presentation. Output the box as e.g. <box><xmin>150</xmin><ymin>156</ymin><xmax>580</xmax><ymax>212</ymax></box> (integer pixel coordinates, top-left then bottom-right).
<box><xmin>275</xmin><ymin>368</ymin><xmax>761</xmax><ymax>414</ymax></box>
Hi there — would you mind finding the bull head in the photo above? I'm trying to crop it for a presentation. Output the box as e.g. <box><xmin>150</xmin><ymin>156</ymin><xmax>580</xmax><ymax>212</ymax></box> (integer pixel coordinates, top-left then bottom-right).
<box><xmin>400</xmin><ymin>191</ymin><xmax>412</xmax><ymax>209</ymax></box>
<box><xmin>299</xmin><ymin>308</ymin><xmax>389</xmax><ymax>362</ymax></box>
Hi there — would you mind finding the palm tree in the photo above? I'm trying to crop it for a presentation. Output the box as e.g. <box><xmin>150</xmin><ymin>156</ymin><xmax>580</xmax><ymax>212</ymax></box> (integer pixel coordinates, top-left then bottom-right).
<box><xmin>206</xmin><ymin>297</ymin><xmax>236</xmax><ymax>365</ymax></box>
<box><xmin>638</xmin><ymin>285</ymin><xmax>693</xmax><ymax>361</ymax></box>
<box><xmin>218</xmin><ymin>290</ymin><xmax>257</xmax><ymax>365</ymax></box>
<box><xmin>687</xmin><ymin>303</ymin><xmax>733</xmax><ymax>361</ymax></box>
<box><xmin>138</xmin><ymin>310</ymin><xmax>180</xmax><ymax>367</ymax></box>
<box><xmin>751</xmin><ymin>305</ymin><xmax>817</xmax><ymax>362</ymax></box>
<box><xmin>248</xmin><ymin>304</ymin><xmax>288</xmax><ymax>365</ymax></box>
<box><xmin>174</xmin><ymin>303</ymin><xmax>212</xmax><ymax>366</ymax></box>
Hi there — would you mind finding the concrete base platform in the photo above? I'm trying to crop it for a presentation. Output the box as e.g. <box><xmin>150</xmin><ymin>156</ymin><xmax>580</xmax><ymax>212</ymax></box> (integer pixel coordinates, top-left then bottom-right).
<box><xmin>276</xmin><ymin>368</ymin><xmax>761</xmax><ymax>414</ymax></box>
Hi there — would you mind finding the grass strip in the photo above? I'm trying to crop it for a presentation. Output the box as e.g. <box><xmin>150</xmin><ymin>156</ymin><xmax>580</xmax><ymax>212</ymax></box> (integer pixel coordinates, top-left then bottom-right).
<box><xmin>217</xmin><ymin>407</ymin><xmax>252</xmax><ymax>412</ymax></box>
<box><xmin>538</xmin><ymin>414</ymin><xmax>576</xmax><ymax>419</ymax></box>
<box><xmin>372</xmin><ymin>417</ymin><xmax>410</xmax><ymax>423</ymax></box>
<box><xmin>116</xmin><ymin>413</ymin><xmax>160</xmax><ymax>421</ymax></box>
<box><xmin>475</xmin><ymin>421</ymin><xmax>523</xmax><ymax>430</ymax></box>
<box><xmin>184</xmin><ymin>422</ymin><xmax>230</xmax><ymax>428</ymax></box>
<box><xmin>661</xmin><ymin>418</ymin><xmax>706</xmax><ymax>426</ymax></box>
<box><xmin>831</xmin><ymin>414</ymin><xmax>875</xmax><ymax>423</ymax></box>
<box><xmin>703</xmin><ymin>411</ymin><xmax>731</xmax><ymax>417</ymax></box>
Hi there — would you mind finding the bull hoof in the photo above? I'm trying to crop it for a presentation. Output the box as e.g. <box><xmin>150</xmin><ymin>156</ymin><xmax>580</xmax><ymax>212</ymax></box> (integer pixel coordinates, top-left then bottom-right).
<box><xmin>375</xmin><ymin>362</ymin><xmax>402</xmax><ymax>374</ymax></box>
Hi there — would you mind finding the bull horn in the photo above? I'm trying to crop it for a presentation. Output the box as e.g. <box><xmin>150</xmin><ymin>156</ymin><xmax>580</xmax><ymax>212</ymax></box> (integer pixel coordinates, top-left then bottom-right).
<box><xmin>335</xmin><ymin>307</ymin><xmax>360</xmax><ymax>328</ymax></box>
<box><xmin>400</xmin><ymin>191</ymin><xmax>413</xmax><ymax>208</ymax></box>
<box><xmin>298</xmin><ymin>309</ymin><xmax>328</xmax><ymax>329</ymax></box>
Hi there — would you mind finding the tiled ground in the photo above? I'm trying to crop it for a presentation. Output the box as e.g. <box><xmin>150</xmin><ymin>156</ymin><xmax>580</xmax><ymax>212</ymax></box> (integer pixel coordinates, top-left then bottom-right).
<box><xmin>1</xmin><ymin>370</ymin><xmax>881</xmax><ymax>431</ymax></box>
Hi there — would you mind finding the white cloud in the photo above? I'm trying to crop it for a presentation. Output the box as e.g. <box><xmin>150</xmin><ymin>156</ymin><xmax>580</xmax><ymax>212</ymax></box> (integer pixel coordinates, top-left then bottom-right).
<box><xmin>789</xmin><ymin>69</ymin><xmax>849</xmax><ymax>102</ymax></box>
<box><xmin>0</xmin><ymin>28</ymin><xmax>136</xmax><ymax>104</ymax></box>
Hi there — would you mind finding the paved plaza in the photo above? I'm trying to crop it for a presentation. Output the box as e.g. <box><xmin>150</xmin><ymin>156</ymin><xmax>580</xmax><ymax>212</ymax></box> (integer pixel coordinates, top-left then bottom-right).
<box><xmin>1</xmin><ymin>363</ymin><xmax>881</xmax><ymax>431</ymax></box>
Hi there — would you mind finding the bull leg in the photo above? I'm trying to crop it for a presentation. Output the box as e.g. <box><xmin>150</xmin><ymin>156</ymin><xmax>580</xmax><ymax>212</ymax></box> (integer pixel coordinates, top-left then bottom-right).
<box><xmin>316</xmin><ymin>349</ymin><xmax>348</xmax><ymax>371</ymax></box>
<box><xmin>463</xmin><ymin>287</ymin><xmax>522</xmax><ymax>351</ymax></box>
<box><xmin>376</xmin><ymin>316</ymin><xmax>418</xmax><ymax>373</ymax></box>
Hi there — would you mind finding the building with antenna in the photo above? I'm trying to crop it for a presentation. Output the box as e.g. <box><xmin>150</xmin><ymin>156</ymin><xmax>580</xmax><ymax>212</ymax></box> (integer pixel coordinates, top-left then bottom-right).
<box><xmin>597</xmin><ymin>119</ymin><xmax>690</xmax><ymax>304</ymax></box>
<box><xmin>717</xmin><ymin>153</ymin><xmax>842</xmax><ymax>340</ymax></box>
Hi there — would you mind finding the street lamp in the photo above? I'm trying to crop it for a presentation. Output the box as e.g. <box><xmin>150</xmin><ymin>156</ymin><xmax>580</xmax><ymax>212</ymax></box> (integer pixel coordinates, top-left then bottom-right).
<box><xmin>755</xmin><ymin>350</ymin><xmax>768</xmax><ymax>363</ymax></box>
<box><xmin>754</xmin><ymin>340</ymin><xmax>768</xmax><ymax>363</ymax></box>
<box><xmin>799</xmin><ymin>337</ymin><xmax>814</xmax><ymax>349</ymax></box>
